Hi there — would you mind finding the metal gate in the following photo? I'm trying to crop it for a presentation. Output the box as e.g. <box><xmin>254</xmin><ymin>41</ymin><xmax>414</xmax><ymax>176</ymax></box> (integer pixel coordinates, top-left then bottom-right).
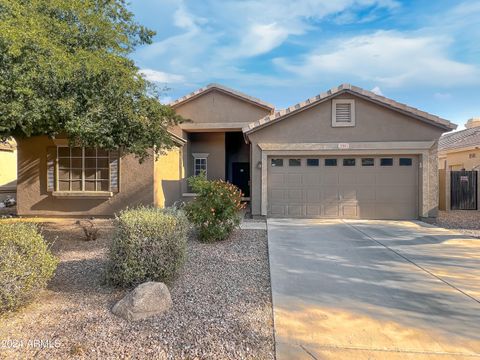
<box><xmin>451</xmin><ymin>171</ymin><xmax>478</xmax><ymax>210</ymax></box>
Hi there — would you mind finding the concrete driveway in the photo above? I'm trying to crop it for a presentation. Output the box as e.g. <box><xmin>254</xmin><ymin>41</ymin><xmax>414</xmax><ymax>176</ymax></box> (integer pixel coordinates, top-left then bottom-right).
<box><xmin>267</xmin><ymin>219</ymin><xmax>480</xmax><ymax>359</ymax></box>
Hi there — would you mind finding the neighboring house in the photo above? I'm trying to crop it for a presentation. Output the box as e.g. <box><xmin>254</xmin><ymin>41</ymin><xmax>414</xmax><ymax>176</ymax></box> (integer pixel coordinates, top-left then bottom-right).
<box><xmin>438</xmin><ymin>118</ymin><xmax>480</xmax><ymax>210</ymax></box>
<box><xmin>16</xmin><ymin>83</ymin><xmax>456</xmax><ymax>219</ymax></box>
<box><xmin>0</xmin><ymin>139</ymin><xmax>17</xmax><ymax>201</ymax></box>
<box><xmin>439</xmin><ymin>118</ymin><xmax>480</xmax><ymax>171</ymax></box>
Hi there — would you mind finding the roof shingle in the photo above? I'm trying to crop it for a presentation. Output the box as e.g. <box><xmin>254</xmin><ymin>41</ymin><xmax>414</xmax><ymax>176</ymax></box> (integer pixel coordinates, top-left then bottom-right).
<box><xmin>439</xmin><ymin>127</ymin><xmax>480</xmax><ymax>151</ymax></box>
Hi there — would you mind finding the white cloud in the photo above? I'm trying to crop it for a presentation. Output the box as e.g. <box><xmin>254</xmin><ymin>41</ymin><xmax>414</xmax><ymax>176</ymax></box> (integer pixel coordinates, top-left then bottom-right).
<box><xmin>173</xmin><ymin>2</ymin><xmax>206</xmax><ymax>31</ymax></box>
<box><xmin>371</xmin><ymin>86</ymin><xmax>383</xmax><ymax>96</ymax></box>
<box><xmin>221</xmin><ymin>23</ymin><xmax>294</xmax><ymax>59</ymax></box>
<box><xmin>140</xmin><ymin>69</ymin><xmax>185</xmax><ymax>83</ymax></box>
<box><xmin>275</xmin><ymin>31</ymin><xmax>479</xmax><ymax>87</ymax></box>
<box><xmin>134</xmin><ymin>0</ymin><xmax>401</xmax><ymax>84</ymax></box>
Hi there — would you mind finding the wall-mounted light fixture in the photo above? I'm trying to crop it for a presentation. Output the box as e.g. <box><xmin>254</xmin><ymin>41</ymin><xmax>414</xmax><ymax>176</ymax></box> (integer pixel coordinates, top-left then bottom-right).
<box><xmin>257</xmin><ymin>161</ymin><xmax>262</xmax><ymax>169</ymax></box>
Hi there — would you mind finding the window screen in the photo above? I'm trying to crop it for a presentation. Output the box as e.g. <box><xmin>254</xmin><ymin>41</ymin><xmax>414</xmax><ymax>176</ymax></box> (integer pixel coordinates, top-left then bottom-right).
<box><xmin>56</xmin><ymin>147</ymin><xmax>117</xmax><ymax>192</ymax></box>
<box><xmin>289</xmin><ymin>159</ymin><xmax>301</xmax><ymax>166</ymax></box>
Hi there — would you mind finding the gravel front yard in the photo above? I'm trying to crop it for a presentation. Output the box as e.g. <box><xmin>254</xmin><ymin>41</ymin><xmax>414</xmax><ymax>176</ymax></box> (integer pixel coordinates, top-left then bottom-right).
<box><xmin>423</xmin><ymin>210</ymin><xmax>480</xmax><ymax>238</ymax></box>
<box><xmin>0</xmin><ymin>220</ymin><xmax>274</xmax><ymax>359</ymax></box>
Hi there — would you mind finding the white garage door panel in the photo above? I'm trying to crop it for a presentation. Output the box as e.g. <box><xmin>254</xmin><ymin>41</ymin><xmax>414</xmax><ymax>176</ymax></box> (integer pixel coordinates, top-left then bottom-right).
<box><xmin>267</xmin><ymin>156</ymin><xmax>418</xmax><ymax>219</ymax></box>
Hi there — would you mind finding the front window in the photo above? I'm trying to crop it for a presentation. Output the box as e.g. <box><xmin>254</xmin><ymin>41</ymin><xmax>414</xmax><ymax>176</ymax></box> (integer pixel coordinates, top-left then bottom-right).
<box><xmin>194</xmin><ymin>158</ymin><xmax>207</xmax><ymax>176</ymax></box>
<box><xmin>55</xmin><ymin>147</ymin><xmax>119</xmax><ymax>192</ymax></box>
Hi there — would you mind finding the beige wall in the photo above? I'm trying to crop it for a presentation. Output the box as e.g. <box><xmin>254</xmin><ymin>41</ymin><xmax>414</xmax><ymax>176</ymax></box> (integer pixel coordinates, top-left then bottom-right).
<box><xmin>0</xmin><ymin>149</ymin><xmax>17</xmax><ymax>188</ymax></box>
<box><xmin>438</xmin><ymin>148</ymin><xmax>480</xmax><ymax>211</ymax></box>
<box><xmin>154</xmin><ymin>148</ymin><xmax>184</xmax><ymax>208</ymax></box>
<box><xmin>439</xmin><ymin>148</ymin><xmax>480</xmax><ymax>171</ymax></box>
<box><xmin>16</xmin><ymin>136</ymin><xmax>154</xmax><ymax>217</ymax></box>
<box><xmin>173</xmin><ymin>89</ymin><xmax>271</xmax><ymax>124</ymax></box>
<box><xmin>187</xmin><ymin>132</ymin><xmax>225</xmax><ymax>180</ymax></box>
<box><xmin>248</xmin><ymin>93</ymin><xmax>445</xmax><ymax>217</ymax></box>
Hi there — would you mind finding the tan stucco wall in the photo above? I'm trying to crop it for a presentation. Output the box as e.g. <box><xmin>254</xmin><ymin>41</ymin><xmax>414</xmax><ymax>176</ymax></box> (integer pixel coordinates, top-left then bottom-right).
<box><xmin>16</xmin><ymin>136</ymin><xmax>154</xmax><ymax>217</ymax></box>
<box><xmin>248</xmin><ymin>93</ymin><xmax>445</xmax><ymax>217</ymax></box>
<box><xmin>0</xmin><ymin>149</ymin><xmax>17</xmax><ymax>188</ymax></box>
<box><xmin>439</xmin><ymin>148</ymin><xmax>480</xmax><ymax>171</ymax></box>
<box><xmin>186</xmin><ymin>132</ymin><xmax>226</xmax><ymax>180</ymax></box>
<box><xmin>173</xmin><ymin>89</ymin><xmax>271</xmax><ymax>124</ymax></box>
<box><xmin>438</xmin><ymin>148</ymin><xmax>480</xmax><ymax>211</ymax></box>
<box><xmin>154</xmin><ymin>148</ymin><xmax>184</xmax><ymax>207</ymax></box>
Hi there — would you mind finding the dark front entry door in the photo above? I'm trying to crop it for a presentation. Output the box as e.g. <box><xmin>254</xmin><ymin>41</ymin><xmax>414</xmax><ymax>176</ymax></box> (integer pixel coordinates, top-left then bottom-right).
<box><xmin>232</xmin><ymin>162</ymin><xmax>250</xmax><ymax>197</ymax></box>
<box><xmin>451</xmin><ymin>171</ymin><xmax>478</xmax><ymax>210</ymax></box>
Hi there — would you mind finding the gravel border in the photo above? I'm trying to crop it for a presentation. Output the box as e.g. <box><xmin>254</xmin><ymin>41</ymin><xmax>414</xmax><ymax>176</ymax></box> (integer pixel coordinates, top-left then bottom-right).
<box><xmin>0</xmin><ymin>220</ymin><xmax>274</xmax><ymax>359</ymax></box>
<box><xmin>423</xmin><ymin>210</ymin><xmax>480</xmax><ymax>238</ymax></box>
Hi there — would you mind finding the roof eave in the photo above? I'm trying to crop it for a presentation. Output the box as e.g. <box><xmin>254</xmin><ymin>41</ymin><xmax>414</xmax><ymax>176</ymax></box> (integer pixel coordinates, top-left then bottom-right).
<box><xmin>243</xmin><ymin>87</ymin><xmax>457</xmax><ymax>136</ymax></box>
<box><xmin>170</xmin><ymin>84</ymin><xmax>275</xmax><ymax>111</ymax></box>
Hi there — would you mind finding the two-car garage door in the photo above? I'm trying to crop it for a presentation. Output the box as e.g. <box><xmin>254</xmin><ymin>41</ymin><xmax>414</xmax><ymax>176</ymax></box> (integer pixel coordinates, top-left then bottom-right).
<box><xmin>267</xmin><ymin>155</ymin><xmax>418</xmax><ymax>219</ymax></box>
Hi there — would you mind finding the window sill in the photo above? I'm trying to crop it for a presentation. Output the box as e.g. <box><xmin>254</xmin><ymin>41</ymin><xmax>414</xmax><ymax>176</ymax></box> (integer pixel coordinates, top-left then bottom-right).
<box><xmin>52</xmin><ymin>191</ymin><xmax>113</xmax><ymax>199</ymax></box>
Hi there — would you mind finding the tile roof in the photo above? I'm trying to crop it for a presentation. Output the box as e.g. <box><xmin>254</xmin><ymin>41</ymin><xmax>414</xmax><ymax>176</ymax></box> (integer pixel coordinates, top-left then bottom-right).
<box><xmin>243</xmin><ymin>83</ymin><xmax>456</xmax><ymax>134</ymax></box>
<box><xmin>439</xmin><ymin>127</ymin><xmax>480</xmax><ymax>151</ymax></box>
<box><xmin>170</xmin><ymin>83</ymin><xmax>275</xmax><ymax>110</ymax></box>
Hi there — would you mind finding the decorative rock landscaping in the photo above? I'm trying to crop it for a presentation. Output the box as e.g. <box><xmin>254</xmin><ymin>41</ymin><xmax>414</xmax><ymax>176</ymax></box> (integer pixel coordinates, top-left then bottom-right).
<box><xmin>0</xmin><ymin>219</ymin><xmax>274</xmax><ymax>359</ymax></box>
<box><xmin>112</xmin><ymin>282</ymin><xmax>172</xmax><ymax>321</ymax></box>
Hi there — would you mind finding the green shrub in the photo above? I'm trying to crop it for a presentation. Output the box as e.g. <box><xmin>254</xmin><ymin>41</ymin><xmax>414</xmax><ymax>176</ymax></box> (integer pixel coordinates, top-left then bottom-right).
<box><xmin>106</xmin><ymin>207</ymin><xmax>190</xmax><ymax>287</ymax></box>
<box><xmin>0</xmin><ymin>223</ymin><xmax>58</xmax><ymax>313</ymax></box>
<box><xmin>185</xmin><ymin>173</ymin><xmax>245</xmax><ymax>242</ymax></box>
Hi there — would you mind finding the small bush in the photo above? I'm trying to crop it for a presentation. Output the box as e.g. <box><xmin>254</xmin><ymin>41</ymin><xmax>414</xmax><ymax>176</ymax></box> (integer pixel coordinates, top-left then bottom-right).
<box><xmin>106</xmin><ymin>207</ymin><xmax>190</xmax><ymax>287</ymax></box>
<box><xmin>185</xmin><ymin>173</ymin><xmax>245</xmax><ymax>242</ymax></box>
<box><xmin>0</xmin><ymin>223</ymin><xmax>58</xmax><ymax>313</ymax></box>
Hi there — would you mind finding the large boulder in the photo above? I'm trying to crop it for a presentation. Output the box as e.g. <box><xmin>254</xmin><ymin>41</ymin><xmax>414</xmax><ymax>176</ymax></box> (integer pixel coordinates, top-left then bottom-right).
<box><xmin>112</xmin><ymin>282</ymin><xmax>172</xmax><ymax>321</ymax></box>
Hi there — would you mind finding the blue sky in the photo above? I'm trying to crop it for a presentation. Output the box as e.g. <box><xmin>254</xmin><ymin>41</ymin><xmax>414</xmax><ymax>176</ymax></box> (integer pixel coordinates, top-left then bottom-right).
<box><xmin>128</xmin><ymin>0</ymin><xmax>480</xmax><ymax>129</ymax></box>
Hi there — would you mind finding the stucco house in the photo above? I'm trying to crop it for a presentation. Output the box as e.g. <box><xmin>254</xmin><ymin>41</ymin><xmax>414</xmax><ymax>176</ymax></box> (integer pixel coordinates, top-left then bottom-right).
<box><xmin>439</xmin><ymin>118</ymin><xmax>480</xmax><ymax>172</ymax></box>
<box><xmin>16</xmin><ymin>83</ymin><xmax>456</xmax><ymax>219</ymax></box>
<box><xmin>438</xmin><ymin>118</ymin><xmax>480</xmax><ymax>210</ymax></box>
<box><xmin>0</xmin><ymin>139</ymin><xmax>17</xmax><ymax>201</ymax></box>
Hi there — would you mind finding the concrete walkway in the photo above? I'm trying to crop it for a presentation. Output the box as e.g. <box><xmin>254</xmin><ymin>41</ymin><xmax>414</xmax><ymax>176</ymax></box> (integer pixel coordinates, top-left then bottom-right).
<box><xmin>267</xmin><ymin>219</ymin><xmax>480</xmax><ymax>359</ymax></box>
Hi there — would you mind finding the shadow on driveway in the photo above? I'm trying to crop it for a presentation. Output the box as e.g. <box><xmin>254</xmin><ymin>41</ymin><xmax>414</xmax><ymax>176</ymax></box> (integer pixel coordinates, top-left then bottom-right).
<box><xmin>267</xmin><ymin>219</ymin><xmax>480</xmax><ymax>360</ymax></box>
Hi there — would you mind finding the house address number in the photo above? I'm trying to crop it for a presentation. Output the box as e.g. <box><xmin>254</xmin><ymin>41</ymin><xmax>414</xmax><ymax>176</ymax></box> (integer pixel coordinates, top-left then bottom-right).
<box><xmin>338</xmin><ymin>143</ymin><xmax>350</xmax><ymax>149</ymax></box>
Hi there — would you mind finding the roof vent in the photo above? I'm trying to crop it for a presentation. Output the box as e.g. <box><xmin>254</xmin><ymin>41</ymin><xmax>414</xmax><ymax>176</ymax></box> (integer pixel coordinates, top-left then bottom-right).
<box><xmin>332</xmin><ymin>99</ymin><xmax>355</xmax><ymax>127</ymax></box>
<box><xmin>336</xmin><ymin>103</ymin><xmax>352</xmax><ymax>122</ymax></box>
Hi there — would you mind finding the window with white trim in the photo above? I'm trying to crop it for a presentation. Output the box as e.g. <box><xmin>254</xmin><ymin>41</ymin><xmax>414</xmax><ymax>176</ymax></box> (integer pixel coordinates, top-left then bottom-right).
<box><xmin>51</xmin><ymin>147</ymin><xmax>119</xmax><ymax>192</ymax></box>
<box><xmin>192</xmin><ymin>153</ymin><xmax>209</xmax><ymax>177</ymax></box>
<box><xmin>194</xmin><ymin>158</ymin><xmax>207</xmax><ymax>176</ymax></box>
<box><xmin>332</xmin><ymin>99</ymin><xmax>355</xmax><ymax>127</ymax></box>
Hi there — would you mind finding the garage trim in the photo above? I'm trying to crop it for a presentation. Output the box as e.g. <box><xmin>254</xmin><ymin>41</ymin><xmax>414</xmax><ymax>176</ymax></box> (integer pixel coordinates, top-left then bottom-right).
<box><xmin>259</xmin><ymin>141</ymin><xmax>434</xmax><ymax>217</ymax></box>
